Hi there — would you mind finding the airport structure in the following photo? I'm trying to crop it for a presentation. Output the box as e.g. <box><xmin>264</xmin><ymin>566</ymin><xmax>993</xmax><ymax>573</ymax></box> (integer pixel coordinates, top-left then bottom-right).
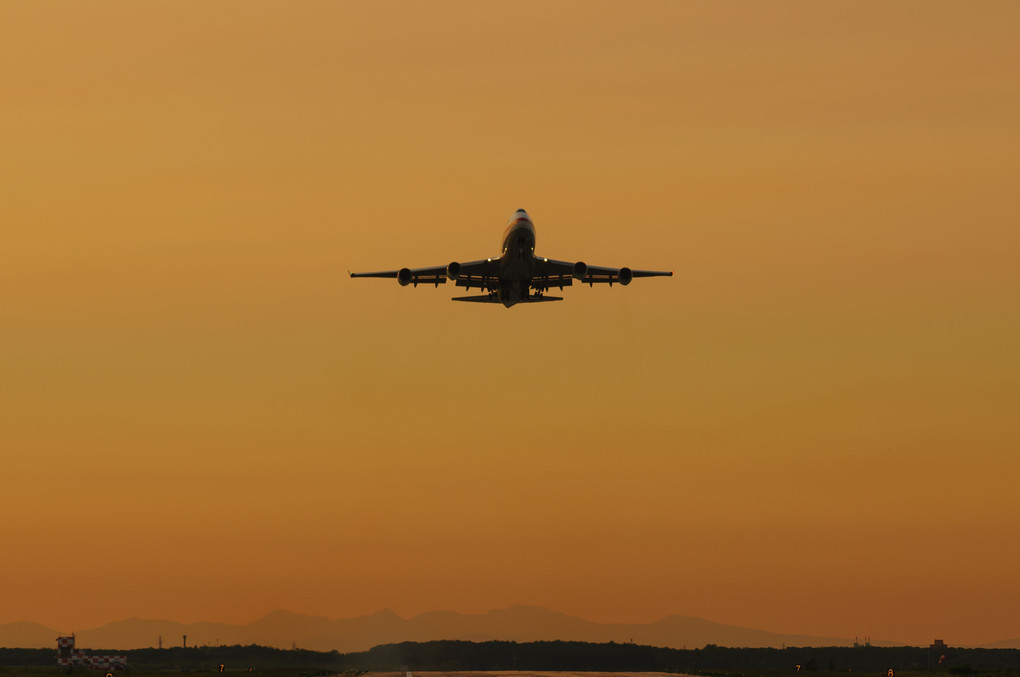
<box><xmin>56</xmin><ymin>635</ymin><xmax>128</xmax><ymax>671</ymax></box>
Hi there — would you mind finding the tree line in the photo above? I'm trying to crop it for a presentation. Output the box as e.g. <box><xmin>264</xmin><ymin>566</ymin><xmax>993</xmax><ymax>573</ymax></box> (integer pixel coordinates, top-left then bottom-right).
<box><xmin>3</xmin><ymin>640</ymin><xmax>1019</xmax><ymax>672</ymax></box>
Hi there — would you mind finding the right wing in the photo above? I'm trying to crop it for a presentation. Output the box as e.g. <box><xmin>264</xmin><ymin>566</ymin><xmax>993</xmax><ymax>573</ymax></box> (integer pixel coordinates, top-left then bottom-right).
<box><xmin>349</xmin><ymin>265</ymin><xmax>447</xmax><ymax>287</ymax></box>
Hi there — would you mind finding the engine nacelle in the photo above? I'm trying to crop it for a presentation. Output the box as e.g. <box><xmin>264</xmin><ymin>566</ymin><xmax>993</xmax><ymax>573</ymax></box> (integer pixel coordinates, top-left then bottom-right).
<box><xmin>618</xmin><ymin>267</ymin><xmax>633</xmax><ymax>286</ymax></box>
<box><xmin>446</xmin><ymin>261</ymin><xmax>461</xmax><ymax>280</ymax></box>
<box><xmin>573</xmin><ymin>261</ymin><xmax>588</xmax><ymax>281</ymax></box>
<box><xmin>397</xmin><ymin>267</ymin><xmax>413</xmax><ymax>286</ymax></box>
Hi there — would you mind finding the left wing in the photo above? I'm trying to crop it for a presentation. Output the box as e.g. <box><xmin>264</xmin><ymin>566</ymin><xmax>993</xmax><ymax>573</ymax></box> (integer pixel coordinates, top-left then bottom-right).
<box><xmin>533</xmin><ymin>258</ymin><xmax>672</xmax><ymax>287</ymax></box>
<box><xmin>349</xmin><ymin>259</ymin><xmax>500</xmax><ymax>288</ymax></box>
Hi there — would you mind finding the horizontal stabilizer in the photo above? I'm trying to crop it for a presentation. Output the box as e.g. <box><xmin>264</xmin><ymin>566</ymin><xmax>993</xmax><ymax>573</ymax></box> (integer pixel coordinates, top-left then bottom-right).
<box><xmin>451</xmin><ymin>295</ymin><xmax>563</xmax><ymax>303</ymax></box>
<box><xmin>451</xmin><ymin>295</ymin><xmax>502</xmax><ymax>303</ymax></box>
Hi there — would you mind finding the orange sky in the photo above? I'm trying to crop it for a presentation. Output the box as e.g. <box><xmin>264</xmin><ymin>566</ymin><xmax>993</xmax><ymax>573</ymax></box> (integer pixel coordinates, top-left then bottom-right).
<box><xmin>2</xmin><ymin>1</ymin><xmax>1019</xmax><ymax>647</ymax></box>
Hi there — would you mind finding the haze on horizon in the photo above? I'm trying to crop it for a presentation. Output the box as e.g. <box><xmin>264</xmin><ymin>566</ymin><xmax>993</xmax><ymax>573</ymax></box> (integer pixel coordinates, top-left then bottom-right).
<box><xmin>1</xmin><ymin>1</ymin><xmax>1018</xmax><ymax>649</ymax></box>
<box><xmin>0</xmin><ymin>604</ymin><xmax>934</xmax><ymax>651</ymax></box>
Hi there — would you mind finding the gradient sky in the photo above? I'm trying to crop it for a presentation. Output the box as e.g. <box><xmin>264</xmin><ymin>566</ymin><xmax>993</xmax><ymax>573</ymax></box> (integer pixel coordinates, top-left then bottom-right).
<box><xmin>2</xmin><ymin>1</ymin><xmax>1019</xmax><ymax>647</ymax></box>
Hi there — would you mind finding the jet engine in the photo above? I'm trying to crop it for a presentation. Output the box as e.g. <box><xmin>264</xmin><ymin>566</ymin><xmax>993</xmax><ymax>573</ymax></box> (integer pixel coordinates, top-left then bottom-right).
<box><xmin>618</xmin><ymin>267</ymin><xmax>633</xmax><ymax>286</ymax></box>
<box><xmin>573</xmin><ymin>261</ymin><xmax>588</xmax><ymax>281</ymax></box>
<box><xmin>397</xmin><ymin>268</ymin><xmax>413</xmax><ymax>286</ymax></box>
<box><xmin>446</xmin><ymin>261</ymin><xmax>461</xmax><ymax>280</ymax></box>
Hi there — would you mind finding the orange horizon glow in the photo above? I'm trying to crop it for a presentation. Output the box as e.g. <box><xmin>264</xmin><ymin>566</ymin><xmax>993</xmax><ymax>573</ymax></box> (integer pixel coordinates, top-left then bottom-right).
<box><xmin>2</xmin><ymin>1</ymin><xmax>1019</xmax><ymax>648</ymax></box>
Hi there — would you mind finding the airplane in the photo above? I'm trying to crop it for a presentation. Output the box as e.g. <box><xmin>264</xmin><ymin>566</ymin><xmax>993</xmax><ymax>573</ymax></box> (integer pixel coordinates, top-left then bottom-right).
<box><xmin>350</xmin><ymin>209</ymin><xmax>672</xmax><ymax>308</ymax></box>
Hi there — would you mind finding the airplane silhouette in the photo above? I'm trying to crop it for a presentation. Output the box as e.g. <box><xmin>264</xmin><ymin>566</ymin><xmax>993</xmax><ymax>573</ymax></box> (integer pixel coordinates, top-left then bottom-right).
<box><xmin>350</xmin><ymin>209</ymin><xmax>672</xmax><ymax>308</ymax></box>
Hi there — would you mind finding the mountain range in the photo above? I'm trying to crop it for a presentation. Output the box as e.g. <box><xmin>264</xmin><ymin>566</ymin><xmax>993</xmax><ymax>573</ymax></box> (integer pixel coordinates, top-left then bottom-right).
<box><xmin>2</xmin><ymin>606</ymin><xmax>1013</xmax><ymax>652</ymax></box>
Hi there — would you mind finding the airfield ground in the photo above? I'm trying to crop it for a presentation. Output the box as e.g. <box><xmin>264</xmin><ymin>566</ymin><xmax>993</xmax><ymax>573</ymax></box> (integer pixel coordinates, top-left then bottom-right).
<box><xmin>2</xmin><ymin>671</ymin><xmax>1019</xmax><ymax>677</ymax></box>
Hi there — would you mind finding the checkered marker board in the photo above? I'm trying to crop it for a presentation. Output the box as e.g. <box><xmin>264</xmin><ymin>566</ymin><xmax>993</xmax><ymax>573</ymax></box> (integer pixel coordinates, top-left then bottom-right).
<box><xmin>55</xmin><ymin>636</ymin><xmax>127</xmax><ymax>670</ymax></box>
<box><xmin>56</xmin><ymin>636</ymin><xmax>74</xmax><ymax>666</ymax></box>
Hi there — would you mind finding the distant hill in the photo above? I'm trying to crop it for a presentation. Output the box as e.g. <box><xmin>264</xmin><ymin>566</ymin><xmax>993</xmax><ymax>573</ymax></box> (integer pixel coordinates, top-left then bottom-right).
<box><xmin>0</xmin><ymin>623</ymin><xmax>61</xmax><ymax>649</ymax></box>
<box><xmin>2</xmin><ymin>606</ymin><xmax>863</xmax><ymax>651</ymax></box>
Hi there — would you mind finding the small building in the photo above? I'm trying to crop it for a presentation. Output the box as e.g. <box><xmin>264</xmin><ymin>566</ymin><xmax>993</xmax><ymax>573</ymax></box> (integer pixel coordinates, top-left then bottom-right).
<box><xmin>56</xmin><ymin>635</ymin><xmax>128</xmax><ymax>671</ymax></box>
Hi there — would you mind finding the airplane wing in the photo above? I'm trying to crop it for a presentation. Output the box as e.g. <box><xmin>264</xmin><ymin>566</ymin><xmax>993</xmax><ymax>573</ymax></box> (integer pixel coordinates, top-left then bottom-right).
<box><xmin>533</xmin><ymin>258</ymin><xmax>672</xmax><ymax>287</ymax></box>
<box><xmin>350</xmin><ymin>257</ymin><xmax>670</xmax><ymax>299</ymax></box>
<box><xmin>349</xmin><ymin>265</ymin><xmax>447</xmax><ymax>287</ymax></box>
<box><xmin>349</xmin><ymin>259</ymin><xmax>500</xmax><ymax>288</ymax></box>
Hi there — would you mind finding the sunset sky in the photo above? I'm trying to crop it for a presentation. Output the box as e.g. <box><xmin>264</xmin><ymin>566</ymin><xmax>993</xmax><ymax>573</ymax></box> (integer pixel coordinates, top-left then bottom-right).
<box><xmin>2</xmin><ymin>1</ymin><xmax>1019</xmax><ymax>647</ymax></box>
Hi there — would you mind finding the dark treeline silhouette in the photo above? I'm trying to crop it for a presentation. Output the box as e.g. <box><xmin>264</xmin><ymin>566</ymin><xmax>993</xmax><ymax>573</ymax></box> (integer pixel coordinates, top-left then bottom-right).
<box><xmin>356</xmin><ymin>642</ymin><xmax>1020</xmax><ymax>672</ymax></box>
<box><xmin>4</xmin><ymin>640</ymin><xmax>1020</xmax><ymax>672</ymax></box>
